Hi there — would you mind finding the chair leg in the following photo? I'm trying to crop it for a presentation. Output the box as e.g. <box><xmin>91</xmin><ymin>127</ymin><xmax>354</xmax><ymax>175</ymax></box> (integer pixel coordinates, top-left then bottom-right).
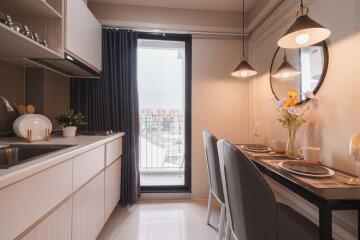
<box><xmin>206</xmin><ymin>188</ymin><xmax>213</xmax><ymax>225</ymax></box>
<box><xmin>218</xmin><ymin>204</ymin><xmax>226</xmax><ymax>240</ymax></box>
<box><xmin>225</xmin><ymin>221</ymin><xmax>231</xmax><ymax>240</ymax></box>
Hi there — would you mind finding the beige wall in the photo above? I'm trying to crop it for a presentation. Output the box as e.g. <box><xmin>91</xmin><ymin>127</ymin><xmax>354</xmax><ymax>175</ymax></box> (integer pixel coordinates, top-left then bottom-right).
<box><xmin>192</xmin><ymin>37</ymin><xmax>250</xmax><ymax>198</ymax></box>
<box><xmin>0</xmin><ymin>61</ymin><xmax>25</xmax><ymax>104</ymax></box>
<box><xmin>43</xmin><ymin>70</ymin><xmax>70</xmax><ymax>121</ymax></box>
<box><xmin>249</xmin><ymin>0</ymin><xmax>360</xmax><ymax>238</ymax></box>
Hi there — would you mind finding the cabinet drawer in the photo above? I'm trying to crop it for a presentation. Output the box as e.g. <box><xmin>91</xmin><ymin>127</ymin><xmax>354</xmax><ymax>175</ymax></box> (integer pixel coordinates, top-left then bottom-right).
<box><xmin>73</xmin><ymin>146</ymin><xmax>105</xmax><ymax>191</ymax></box>
<box><xmin>105</xmin><ymin>158</ymin><xmax>121</xmax><ymax>220</ymax></box>
<box><xmin>0</xmin><ymin>160</ymin><xmax>72</xmax><ymax>240</ymax></box>
<box><xmin>106</xmin><ymin>138</ymin><xmax>123</xmax><ymax>166</ymax></box>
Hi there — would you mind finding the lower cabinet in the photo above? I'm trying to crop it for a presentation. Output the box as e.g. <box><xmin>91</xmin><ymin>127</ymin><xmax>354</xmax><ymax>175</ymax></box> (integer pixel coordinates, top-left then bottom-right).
<box><xmin>22</xmin><ymin>199</ymin><xmax>72</xmax><ymax>240</ymax></box>
<box><xmin>3</xmin><ymin>136</ymin><xmax>123</xmax><ymax>239</ymax></box>
<box><xmin>105</xmin><ymin>158</ymin><xmax>121</xmax><ymax>221</ymax></box>
<box><xmin>72</xmin><ymin>172</ymin><xmax>105</xmax><ymax>240</ymax></box>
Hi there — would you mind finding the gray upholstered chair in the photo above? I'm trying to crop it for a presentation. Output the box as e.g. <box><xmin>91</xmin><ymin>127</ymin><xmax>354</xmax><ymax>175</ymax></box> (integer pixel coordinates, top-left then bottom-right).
<box><xmin>202</xmin><ymin>131</ymin><xmax>227</xmax><ymax>240</ymax></box>
<box><xmin>217</xmin><ymin>139</ymin><xmax>319</xmax><ymax>240</ymax></box>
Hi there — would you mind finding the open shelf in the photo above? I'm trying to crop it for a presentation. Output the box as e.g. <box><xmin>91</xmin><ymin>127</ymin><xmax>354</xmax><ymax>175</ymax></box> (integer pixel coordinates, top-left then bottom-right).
<box><xmin>0</xmin><ymin>0</ymin><xmax>62</xmax><ymax>19</ymax></box>
<box><xmin>0</xmin><ymin>23</ymin><xmax>63</xmax><ymax>61</ymax></box>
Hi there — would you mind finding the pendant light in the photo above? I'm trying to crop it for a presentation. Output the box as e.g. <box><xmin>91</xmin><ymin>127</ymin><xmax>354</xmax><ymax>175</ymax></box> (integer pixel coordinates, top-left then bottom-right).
<box><xmin>278</xmin><ymin>0</ymin><xmax>331</xmax><ymax>49</ymax></box>
<box><xmin>272</xmin><ymin>49</ymin><xmax>300</xmax><ymax>79</ymax></box>
<box><xmin>231</xmin><ymin>0</ymin><xmax>257</xmax><ymax>78</ymax></box>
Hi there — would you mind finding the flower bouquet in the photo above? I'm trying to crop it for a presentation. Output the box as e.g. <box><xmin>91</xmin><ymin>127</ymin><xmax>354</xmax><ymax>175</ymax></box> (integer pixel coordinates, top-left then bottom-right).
<box><xmin>277</xmin><ymin>90</ymin><xmax>317</xmax><ymax>158</ymax></box>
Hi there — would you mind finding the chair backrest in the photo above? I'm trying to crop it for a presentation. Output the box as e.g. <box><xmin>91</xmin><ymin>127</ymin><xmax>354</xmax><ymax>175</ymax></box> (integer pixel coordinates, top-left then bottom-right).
<box><xmin>202</xmin><ymin>131</ymin><xmax>224</xmax><ymax>203</ymax></box>
<box><xmin>217</xmin><ymin>140</ymin><xmax>278</xmax><ymax>240</ymax></box>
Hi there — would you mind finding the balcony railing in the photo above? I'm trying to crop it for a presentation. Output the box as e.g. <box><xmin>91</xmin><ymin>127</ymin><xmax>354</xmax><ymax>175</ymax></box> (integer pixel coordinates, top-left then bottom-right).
<box><xmin>139</xmin><ymin>113</ymin><xmax>185</xmax><ymax>172</ymax></box>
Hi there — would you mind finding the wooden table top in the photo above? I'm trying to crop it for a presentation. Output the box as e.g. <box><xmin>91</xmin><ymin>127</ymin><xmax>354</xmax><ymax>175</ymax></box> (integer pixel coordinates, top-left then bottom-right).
<box><xmin>235</xmin><ymin>145</ymin><xmax>360</xmax><ymax>209</ymax></box>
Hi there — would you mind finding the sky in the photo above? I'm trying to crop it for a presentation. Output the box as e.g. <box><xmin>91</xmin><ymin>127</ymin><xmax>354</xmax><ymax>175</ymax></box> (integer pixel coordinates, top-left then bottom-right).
<box><xmin>137</xmin><ymin>40</ymin><xmax>185</xmax><ymax>112</ymax></box>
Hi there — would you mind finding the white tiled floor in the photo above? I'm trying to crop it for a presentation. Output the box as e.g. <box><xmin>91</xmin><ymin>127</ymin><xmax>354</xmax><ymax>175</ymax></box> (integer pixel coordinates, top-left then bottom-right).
<box><xmin>98</xmin><ymin>200</ymin><xmax>222</xmax><ymax>240</ymax></box>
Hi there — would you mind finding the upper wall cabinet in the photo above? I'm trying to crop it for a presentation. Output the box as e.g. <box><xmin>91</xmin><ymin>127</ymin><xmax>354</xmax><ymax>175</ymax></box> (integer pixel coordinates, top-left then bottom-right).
<box><xmin>0</xmin><ymin>0</ymin><xmax>64</xmax><ymax>65</ymax></box>
<box><xmin>65</xmin><ymin>0</ymin><xmax>102</xmax><ymax>72</ymax></box>
<box><xmin>0</xmin><ymin>0</ymin><xmax>102</xmax><ymax>76</ymax></box>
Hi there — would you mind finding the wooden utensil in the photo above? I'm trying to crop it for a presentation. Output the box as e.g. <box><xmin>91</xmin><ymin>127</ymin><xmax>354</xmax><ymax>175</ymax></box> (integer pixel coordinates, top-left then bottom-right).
<box><xmin>18</xmin><ymin>105</ymin><xmax>28</xmax><ymax>115</ymax></box>
<box><xmin>27</xmin><ymin>105</ymin><xmax>35</xmax><ymax>114</ymax></box>
<box><xmin>13</xmin><ymin>103</ymin><xmax>22</xmax><ymax>115</ymax></box>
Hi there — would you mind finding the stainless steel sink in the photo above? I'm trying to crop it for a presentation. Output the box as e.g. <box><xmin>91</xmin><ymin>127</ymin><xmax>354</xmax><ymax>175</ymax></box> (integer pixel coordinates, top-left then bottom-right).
<box><xmin>0</xmin><ymin>144</ymin><xmax>76</xmax><ymax>169</ymax></box>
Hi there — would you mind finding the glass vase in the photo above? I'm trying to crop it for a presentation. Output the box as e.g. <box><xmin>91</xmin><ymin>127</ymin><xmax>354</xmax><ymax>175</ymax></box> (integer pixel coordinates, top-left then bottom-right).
<box><xmin>286</xmin><ymin>124</ymin><xmax>299</xmax><ymax>159</ymax></box>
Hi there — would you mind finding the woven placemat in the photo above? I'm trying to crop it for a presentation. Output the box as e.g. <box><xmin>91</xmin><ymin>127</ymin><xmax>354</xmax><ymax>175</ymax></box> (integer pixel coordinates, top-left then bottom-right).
<box><xmin>266</xmin><ymin>160</ymin><xmax>360</xmax><ymax>189</ymax></box>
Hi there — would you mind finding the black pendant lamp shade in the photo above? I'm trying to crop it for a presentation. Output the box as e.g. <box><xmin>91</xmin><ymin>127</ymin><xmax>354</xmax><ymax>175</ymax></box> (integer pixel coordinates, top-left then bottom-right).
<box><xmin>231</xmin><ymin>0</ymin><xmax>257</xmax><ymax>78</ymax></box>
<box><xmin>278</xmin><ymin>1</ymin><xmax>331</xmax><ymax>49</ymax></box>
<box><xmin>231</xmin><ymin>60</ymin><xmax>257</xmax><ymax>78</ymax></box>
<box><xmin>272</xmin><ymin>51</ymin><xmax>300</xmax><ymax>79</ymax></box>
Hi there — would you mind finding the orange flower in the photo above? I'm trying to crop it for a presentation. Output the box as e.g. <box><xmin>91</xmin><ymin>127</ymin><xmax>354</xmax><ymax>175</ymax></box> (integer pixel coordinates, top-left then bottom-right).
<box><xmin>283</xmin><ymin>89</ymin><xmax>298</xmax><ymax>107</ymax></box>
<box><xmin>288</xmin><ymin>89</ymin><xmax>297</xmax><ymax>98</ymax></box>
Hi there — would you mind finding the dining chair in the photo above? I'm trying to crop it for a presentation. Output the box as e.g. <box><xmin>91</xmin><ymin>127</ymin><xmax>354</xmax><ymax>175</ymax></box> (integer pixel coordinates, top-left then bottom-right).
<box><xmin>217</xmin><ymin>139</ymin><xmax>319</xmax><ymax>240</ymax></box>
<box><xmin>202</xmin><ymin>131</ymin><xmax>227</xmax><ymax>240</ymax></box>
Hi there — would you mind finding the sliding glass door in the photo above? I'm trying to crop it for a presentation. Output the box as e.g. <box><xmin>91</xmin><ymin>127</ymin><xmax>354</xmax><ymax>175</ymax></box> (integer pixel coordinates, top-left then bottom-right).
<box><xmin>137</xmin><ymin>33</ymin><xmax>191</xmax><ymax>192</ymax></box>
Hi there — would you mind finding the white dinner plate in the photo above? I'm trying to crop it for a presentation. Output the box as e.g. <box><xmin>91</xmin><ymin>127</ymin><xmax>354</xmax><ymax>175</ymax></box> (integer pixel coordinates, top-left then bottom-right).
<box><xmin>240</xmin><ymin>145</ymin><xmax>272</xmax><ymax>153</ymax></box>
<box><xmin>13</xmin><ymin>114</ymin><xmax>52</xmax><ymax>141</ymax></box>
<box><xmin>278</xmin><ymin>161</ymin><xmax>335</xmax><ymax>178</ymax></box>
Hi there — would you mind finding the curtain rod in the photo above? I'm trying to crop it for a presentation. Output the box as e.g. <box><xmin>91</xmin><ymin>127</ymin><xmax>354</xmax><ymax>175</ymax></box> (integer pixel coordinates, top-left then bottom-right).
<box><xmin>102</xmin><ymin>25</ymin><xmax>249</xmax><ymax>37</ymax></box>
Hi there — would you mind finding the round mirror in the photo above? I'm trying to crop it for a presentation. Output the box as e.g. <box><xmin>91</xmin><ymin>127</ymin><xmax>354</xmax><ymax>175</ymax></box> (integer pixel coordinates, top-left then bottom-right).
<box><xmin>270</xmin><ymin>41</ymin><xmax>329</xmax><ymax>104</ymax></box>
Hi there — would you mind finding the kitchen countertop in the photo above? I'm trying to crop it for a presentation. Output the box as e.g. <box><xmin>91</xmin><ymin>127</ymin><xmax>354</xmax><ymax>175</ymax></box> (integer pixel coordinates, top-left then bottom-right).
<box><xmin>0</xmin><ymin>132</ymin><xmax>125</xmax><ymax>190</ymax></box>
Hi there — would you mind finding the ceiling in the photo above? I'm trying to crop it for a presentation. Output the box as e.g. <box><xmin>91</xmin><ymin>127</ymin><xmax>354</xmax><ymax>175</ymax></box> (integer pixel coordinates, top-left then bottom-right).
<box><xmin>89</xmin><ymin>0</ymin><xmax>260</xmax><ymax>12</ymax></box>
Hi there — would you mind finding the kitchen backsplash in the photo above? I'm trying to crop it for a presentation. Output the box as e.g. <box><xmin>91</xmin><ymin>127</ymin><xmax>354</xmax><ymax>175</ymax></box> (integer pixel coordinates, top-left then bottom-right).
<box><xmin>0</xmin><ymin>60</ymin><xmax>70</xmax><ymax>137</ymax></box>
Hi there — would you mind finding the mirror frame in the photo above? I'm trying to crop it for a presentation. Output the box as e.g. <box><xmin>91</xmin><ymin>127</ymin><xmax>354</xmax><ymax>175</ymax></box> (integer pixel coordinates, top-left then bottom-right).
<box><xmin>269</xmin><ymin>41</ymin><xmax>329</xmax><ymax>105</ymax></box>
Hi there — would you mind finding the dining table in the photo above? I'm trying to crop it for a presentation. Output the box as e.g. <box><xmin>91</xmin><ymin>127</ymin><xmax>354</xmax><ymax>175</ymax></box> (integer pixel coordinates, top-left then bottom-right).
<box><xmin>235</xmin><ymin>144</ymin><xmax>360</xmax><ymax>240</ymax></box>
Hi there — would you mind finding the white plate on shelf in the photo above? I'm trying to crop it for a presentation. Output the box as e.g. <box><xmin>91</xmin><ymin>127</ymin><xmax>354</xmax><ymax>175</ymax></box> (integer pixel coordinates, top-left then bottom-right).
<box><xmin>13</xmin><ymin>114</ymin><xmax>52</xmax><ymax>141</ymax></box>
<box><xmin>278</xmin><ymin>161</ymin><xmax>335</xmax><ymax>178</ymax></box>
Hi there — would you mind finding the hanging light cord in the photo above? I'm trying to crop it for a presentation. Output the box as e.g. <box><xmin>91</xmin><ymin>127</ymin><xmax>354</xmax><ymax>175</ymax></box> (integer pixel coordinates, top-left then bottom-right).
<box><xmin>242</xmin><ymin>0</ymin><xmax>245</xmax><ymax>59</ymax></box>
<box><xmin>298</xmin><ymin>0</ymin><xmax>309</xmax><ymax>16</ymax></box>
<box><xmin>284</xmin><ymin>49</ymin><xmax>287</xmax><ymax>62</ymax></box>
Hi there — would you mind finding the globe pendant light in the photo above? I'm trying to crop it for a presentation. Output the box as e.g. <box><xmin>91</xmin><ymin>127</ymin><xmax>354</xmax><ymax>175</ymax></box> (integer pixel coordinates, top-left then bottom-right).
<box><xmin>231</xmin><ymin>0</ymin><xmax>257</xmax><ymax>78</ymax></box>
<box><xmin>272</xmin><ymin>50</ymin><xmax>300</xmax><ymax>79</ymax></box>
<box><xmin>278</xmin><ymin>0</ymin><xmax>331</xmax><ymax>49</ymax></box>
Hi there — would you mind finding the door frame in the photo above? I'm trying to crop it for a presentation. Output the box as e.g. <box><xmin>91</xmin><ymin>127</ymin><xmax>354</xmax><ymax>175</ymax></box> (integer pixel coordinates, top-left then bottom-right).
<box><xmin>137</xmin><ymin>32</ymin><xmax>192</xmax><ymax>193</ymax></box>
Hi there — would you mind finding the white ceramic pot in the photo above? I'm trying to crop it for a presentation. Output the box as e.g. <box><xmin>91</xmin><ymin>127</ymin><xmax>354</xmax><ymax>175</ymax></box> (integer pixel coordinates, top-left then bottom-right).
<box><xmin>62</xmin><ymin>126</ymin><xmax>77</xmax><ymax>137</ymax></box>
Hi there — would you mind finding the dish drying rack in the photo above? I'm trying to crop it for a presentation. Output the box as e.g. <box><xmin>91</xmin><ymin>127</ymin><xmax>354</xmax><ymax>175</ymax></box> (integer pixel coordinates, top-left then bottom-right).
<box><xmin>24</xmin><ymin>129</ymin><xmax>51</xmax><ymax>143</ymax></box>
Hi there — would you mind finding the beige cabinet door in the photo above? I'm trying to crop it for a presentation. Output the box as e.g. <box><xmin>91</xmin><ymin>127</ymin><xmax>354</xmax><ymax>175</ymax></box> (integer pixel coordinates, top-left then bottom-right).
<box><xmin>65</xmin><ymin>0</ymin><xmax>102</xmax><ymax>71</ymax></box>
<box><xmin>105</xmin><ymin>158</ymin><xmax>121</xmax><ymax>221</ymax></box>
<box><xmin>21</xmin><ymin>199</ymin><xmax>72</xmax><ymax>240</ymax></box>
<box><xmin>0</xmin><ymin>160</ymin><xmax>72</xmax><ymax>240</ymax></box>
<box><xmin>72</xmin><ymin>172</ymin><xmax>105</xmax><ymax>240</ymax></box>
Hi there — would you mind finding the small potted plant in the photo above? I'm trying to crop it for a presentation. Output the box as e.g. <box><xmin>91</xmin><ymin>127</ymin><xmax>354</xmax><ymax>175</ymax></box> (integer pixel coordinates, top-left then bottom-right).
<box><xmin>55</xmin><ymin>109</ymin><xmax>86</xmax><ymax>137</ymax></box>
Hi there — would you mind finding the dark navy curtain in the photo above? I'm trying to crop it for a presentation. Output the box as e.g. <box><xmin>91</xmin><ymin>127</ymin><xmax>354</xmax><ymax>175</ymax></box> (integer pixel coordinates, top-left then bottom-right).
<box><xmin>70</xmin><ymin>28</ymin><xmax>140</xmax><ymax>204</ymax></box>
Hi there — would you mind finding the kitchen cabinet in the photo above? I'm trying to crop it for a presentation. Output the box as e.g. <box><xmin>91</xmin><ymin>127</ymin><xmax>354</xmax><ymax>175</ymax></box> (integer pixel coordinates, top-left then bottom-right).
<box><xmin>21</xmin><ymin>199</ymin><xmax>72</xmax><ymax>240</ymax></box>
<box><xmin>65</xmin><ymin>0</ymin><xmax>102</xmax><ymax>72</ymax></box>
<box><xmin>105</xmin><ymin>158</ymin><xmax>122</xmax><ymax>221</ymax></box>
<box><xmin>72</xmin><ymin>171</ymin><xmax>105</xmax><ymax>240</ymax></box>
<box><xmin>0</xmin><ymin>0</ymin><xmax>64</xmax><ymax>66</ymax></box>
<box><xmin>0</xmin><ymin>160</ymin><xmax>72</xmax><ymax>240</ymax></box>
<box><xmin>0</xmin><ymin>0</ymin><xmax>102</xmax><ymax>75</ymax></box>
<box><xmin>0</xmin><ymin>134</ymin><xmax>123</xmax><ymax>239</ymax></box>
